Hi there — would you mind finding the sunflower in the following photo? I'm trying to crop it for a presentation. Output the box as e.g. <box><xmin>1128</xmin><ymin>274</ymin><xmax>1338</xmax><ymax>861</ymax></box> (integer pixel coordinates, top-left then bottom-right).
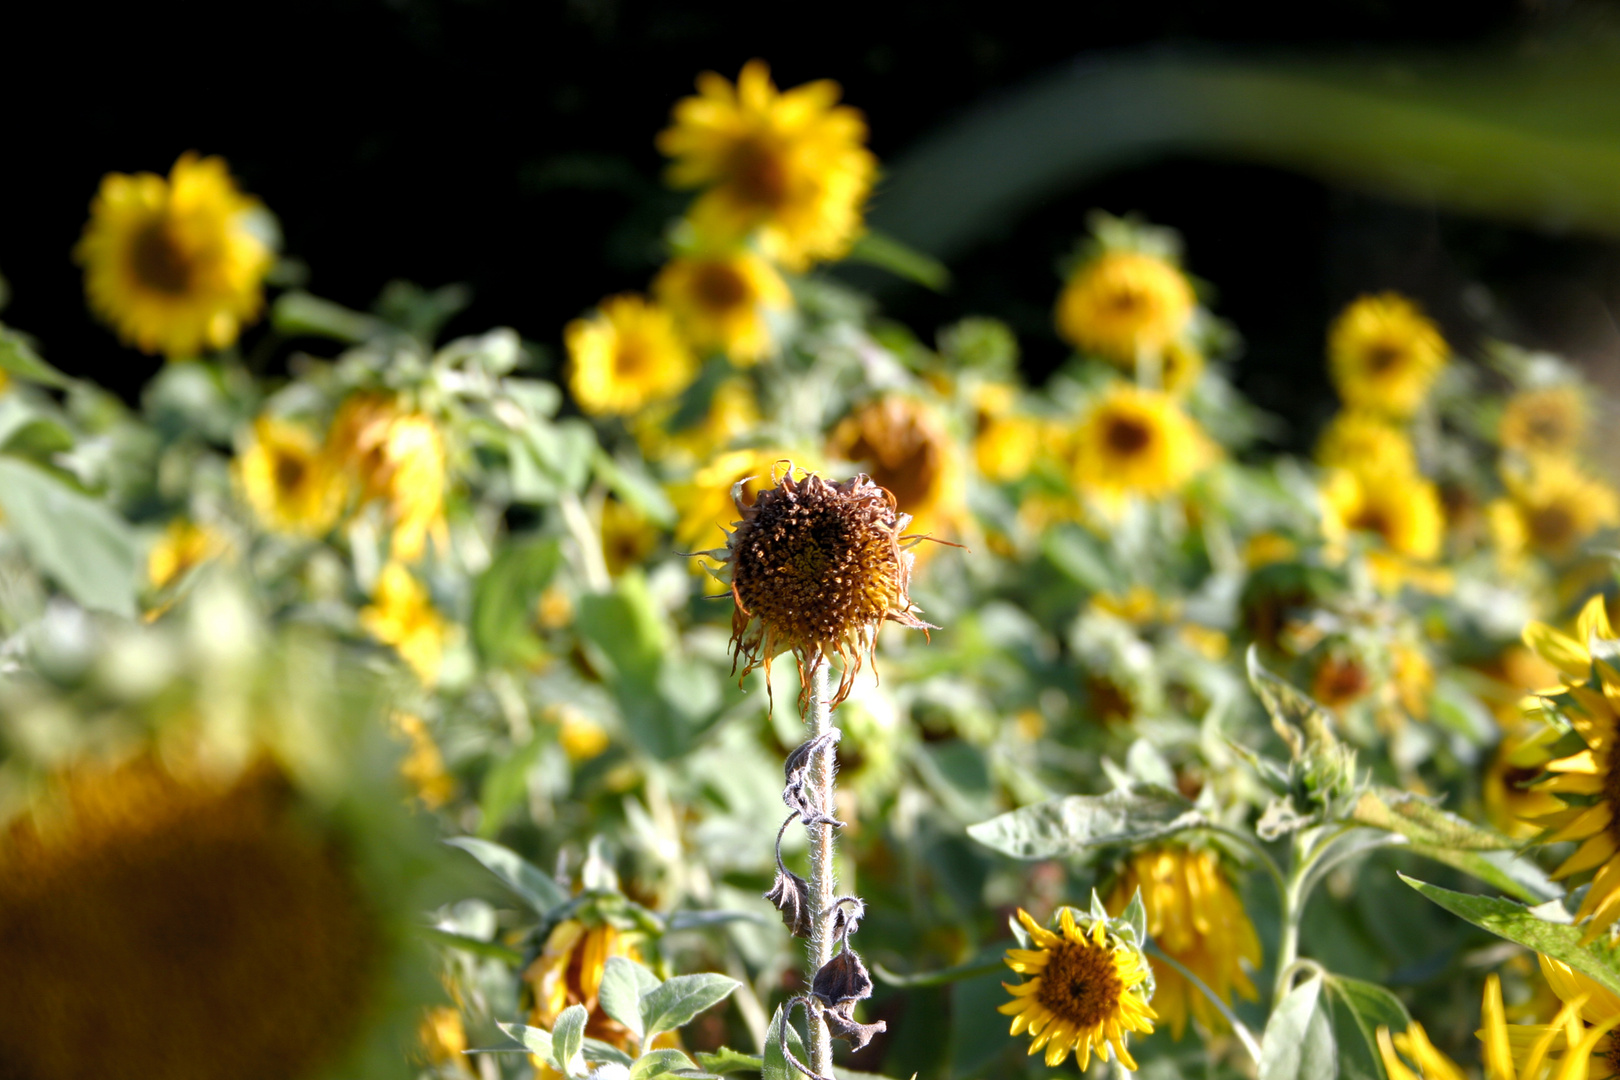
<box><xmin>327</xmin><ymin>394</ymin><xmax>449</xmax><ymax>562</ymax></box>
<box><xmin>147</xmin><ymin>518</ymin><xmax>227</xmax><ymax>590</ymax></box>
<box><xmin>1070</xmin><ymin>383</ymin><xmax>1210</xmax><ymax>501</ymax></box>
<box><xmin>236</xmin><ymin>416</ymin><xmax>346</xmax><ymax>537</ymax></box>
<box><xmin>1500</xmin><ymin>456</ymin><xmax>1620</xmax><ymax>560</ymax></box>
<box><xmin>653</xmin><ymin>246</ymin><xmax>791</xmax><ymax>364</ymax></box>
<box><xmin>76</xmin><ymin>152</ymin><xmax>274</xmax><ymax>358</ymax></box>
<box><xmin>1316</xmin><ymin>410</ymin><xmax>1418</xmax><ymax>476</ymax></box>
<box><xmin>1501</xmin><ymin>386</ymin><xmax>1587</xmax><ymax>457</ymax></box>
<box><xmin>970</xmin><ymin>382</ymin><xmax>1042</xmax><ymax>482</ymax></box>
<box><xmin>359</xmin><ymin>562</ymin><xmax>451</xmax><ymax>686</ymax></box>
<box><xmin>657</xmin><ymin>61</ymin><xmax>876</xmax><ymax>270</ymax></box>
<box><xmin>390</xmin><ymin>712</ymin><xmax>455</xmax><ymax>810</ymax></box>
<box><xmin>1320</xmin><ymin>466</ymin><xmax>1445</xmax><ymax>588</ymax></box>
<box><xmin>566</xmin><ymin>295</ymin><xmax>697</xmax><ymax>417</ymax></box>
<box><xmin>1471</xmin><ymin>957</ymin><xmax>1620</xmax><ymax>1078</ymax></box>
<box><xmin>670</xmin><ymin>447</ymin><xmax>816</xmax><ymax>564</ymax></box>
<box><xmin>1054</xmin><ymin>250</ymin><xmax>1195</xmax><ymax>369</ymax></box>
<box><xmin>828</xmin><ymin>396</ymin><xmax>967</xmax><ymax>547</ymax></box>
<box><xmin>1103</xmin><ymin>847</ymin><xmax>1259</xmax><ymax>1040</ymax></box>
<box><xmin>1327</xmin><ymin>293</ymin><xmax>1448</xmax><ymax>418</ymax></box>
<box><xmin>1518</xmin><ymin>595</ymin><xmax>1620</xmax><ymax>942</ymax></box>
<box><xmin>1484</xmin><ymin>722</ymin><xmax>1565</xmax><ymax>839</ymax></box>
<box><xmin>601</xmin><ymin>496</ymin><xmax>657</xmax><ymax>576</ymax></box>
<box><xmin>1000</xmin><ymin>906</ymin><xmax>1157</xmax><ymax>1070</ymax></box>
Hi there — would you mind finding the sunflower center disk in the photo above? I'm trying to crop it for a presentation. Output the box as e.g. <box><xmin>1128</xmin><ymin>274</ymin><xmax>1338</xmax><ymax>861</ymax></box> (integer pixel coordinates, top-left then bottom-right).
<box><xmin>693</xmin><ymin>263</ymin><xmax>750</xmax><ymax>311</ymax></box>
<box><xmin>130</xmin><ymin>220</ymin><xmax>196</xmax><ymax>295</ymax></box>
<box><xmin>729</xmin><ymin>138</ymin><xmax>792</xmax><ymax>209</ymax></box>
<box><xmin>1035</xmin><ymin>940</ymin><xmax>1125</xmax><ymax>1030</ymax></box>
<box><xmin>1106</xmin><ymin>416</ymin><xmax>1153</xmax><ymax>455</ymax></box>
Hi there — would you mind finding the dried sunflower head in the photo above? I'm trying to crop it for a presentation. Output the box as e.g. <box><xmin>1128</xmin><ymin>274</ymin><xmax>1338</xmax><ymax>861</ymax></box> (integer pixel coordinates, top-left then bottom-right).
<box><xmin>717</xmin><ymin>462</ymin><xmax>934</xmax><ymax>711</ymax></box>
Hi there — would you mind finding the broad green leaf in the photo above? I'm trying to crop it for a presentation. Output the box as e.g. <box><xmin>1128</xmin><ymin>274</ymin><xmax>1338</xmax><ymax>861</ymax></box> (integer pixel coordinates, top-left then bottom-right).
<box><xmin>1118</xmin><ymin>888</ymin><xmax>1148</xmax><ymax>949</ymax></box>
<box><xmin>1247</xmin><ymin>647</ymin><xmax>1334</xmax><ymax>757</ymax></box>
<box><xmin>0</xmin><ymin>457</ymin><xmax>138</xmax><ymax>617</ymax></box>
<box><xmin>1351</xmin><ymin>789</ymin><xmax>1514</xmax><ymax>851</ymax></box>
<box><xmin>470</xmin><ymin>537</ymin><xmax>560</xmax><ymax>667</ymax></box>
<box><xmin>1324</xmin><ymin>975</ymin><xmax>1410</xmax><ymax>1080</ymax></box>
<box><xmin>1403</xmin><ymin>875</ymin><xmax>1620</xmax><ymax>997</ymax></box>
<box><xmin>418</xmin><ymin>926</ymin><xmax>524</xmax><ymax>964</ymax></box>
<box><xmin>640</xmin><ymin>973</ymin><xmax>741</xmax><ymax>1039</ymax></box>
<box><xmin>582</xmin><ymin>1039</ymin><xmax>635</xmax><ymax>1067</ymax></box>
<box><xmin>966</xmin><ymin>787</ymin><xmax>1204</xmax><ymax>859</ymax></box>
<box><xmin>445</xmin><ymin>837</ymin><xmax>569</xmax><ymax>916</ymax></box>
<box><xmin>761</xmin><ymin>1005</ymin><xmax>809</xmax><ymax>1080</ymax></box>
<box><xmin>497</xmin><ymin>1022</ymin><xmax>552</xmax><ymax>1059</ymax></box>
<box><xmin>477</xmin><ymin>732</ymin><xmax>548</xmax><ymax>838</ymax></box>
<box><xmin>844</xmin><ymin>230</ymin><xmax>951</xmax><ymax>291</ymax></box>
<box><xmin>600</xmin><ymin>956</ymin><xmax>658</xmax><ymax>1039</ymax></box>
<box><xmin>0</xmin><ymin>326</ymin><xmax>70</xmax><ymax>388</ymax></box>
<box><xmin>270</xmin><ymin>290</ymin><xmax>382</xmax><ymax>343</ymax></box>
<box><xmin>629</xmin><ymin>1049</ymin><xmax>698</xmax><ymax>1080</ymax></box>
<box><xmin>696</xmin><ymin>1048</ymin><xmax>765</xmax><ymax>1074</ymax></box>
<box><xmin>1259</xmin><ymin>975</ymin><xmax>1336</xmax><ymax>1080</ymax></box>
<box><xmin>593</xmin><ymin>449</ymin><xmax>676</xmax><ymax>528</ymax></box>
<box><xmin>552</xmin><ymin>1004</ymin><xmax>588</xmax><ymax>1076</ymax></box>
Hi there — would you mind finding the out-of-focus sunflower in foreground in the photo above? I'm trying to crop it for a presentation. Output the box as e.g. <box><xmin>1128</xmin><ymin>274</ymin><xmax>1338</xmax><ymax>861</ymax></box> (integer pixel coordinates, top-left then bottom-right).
<box><xmin>1328</xmin><ymin>293</ymin><xmax>1448</xmax><ymax>418</ymax></box>
<box><xmin>1000</xmin><ymin>906</ymin><xmax>1157</xmax><ymax>1071</ymax></box>
<box><xmin>1104</xmin><ymin>846</ymin><xmax>1260</xmax><ymax>1040</ymax></box>
<box><xmin>1055</xmin><ymin>250</ymin><xmax>1195</xmax><ymax>369</ymax></box>
<box><xmin>657</xmin><ymin>60</ymin><xmax>876</xmax><ymax>270</ymax></box>
<box><xmin>76</xmin><ymin>152</ymin><xmax>275</xmax><ymax>358</ymax></box>
<box><xmin>566</xmin><ymin>295</ymin><xmax>697</xmax><ymax>417</ymax></box>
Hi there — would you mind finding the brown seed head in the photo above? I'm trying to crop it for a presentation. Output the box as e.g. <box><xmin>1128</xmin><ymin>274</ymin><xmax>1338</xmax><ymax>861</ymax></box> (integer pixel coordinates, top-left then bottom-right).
<box><xmin>724</xmin><ymin>463</ymin><xmax>933</xmax><ymax>711</ymax></box>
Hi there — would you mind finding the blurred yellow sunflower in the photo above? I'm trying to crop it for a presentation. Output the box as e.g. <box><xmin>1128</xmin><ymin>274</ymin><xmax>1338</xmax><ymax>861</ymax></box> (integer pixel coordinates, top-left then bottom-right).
<box><xmin>828</xmin><ymin>396</ymin><xmax>966</xmax><ymax>546</ymax></box>
<box><xmin>236</xmin><ymin>416</ymin><xmax>345</xmax><ymax>537</ymax></box>
<box><xmin>1104</xmin><ymin>847</ymin><xmax>1259</xmax><ymax>1040</ymax></box>
<box><xmin>1500</xmin><ymin>456</ymin><xmax>1620</xmax><ymax>560</ymax></box>
<box><xmin>635</xmin><ymin>376</ymin><xmax>763</xmax><ymax>466</ymax></box>
<box><xmin>359</xmin><ymin>562</ymin><xmax>450</xmax><ymax>686</ymax></box>
<box><xmin>657</xmin><ymin>60</ymin><xmax>876</xmax><ymax>270</ymax></box>
<box><xmin>1316</xmin><ymin>410</ymin><xmax>1418</xmax><ymax>476</ymax></box>
<box><xmin>1070</xmin><ymin>384</ymin><xmax>1210</xmax><ymax>501</ymax></box>
<box><xmin>567</xmin><ymin>295</ymin><xmax>697</xmax><ymax>417</ymax></box>
<box><xmin>1484</xmin><ymin>722</ymin><xmax>1565</xmax><ymax>839</ymax></box>
<box><xmin>1518</xmin><ymin>595</ymin><xmax>1620</xmax><ymax>941</ymax></box>
<box><xmin>1501</xmin><ymin>385</ymin><xmax>1587</xmax><ymax>457</ymax></box>
<box><xmin>970</xmin><ymin>382</ymin><xmax>1042</xmax><ymax>482</ymax></box>
<box><xmin>1000</xmin><ymin>906</ymin><xmax>1157</xmax><ymax>1070</ymax></box>
<box><xmin>653</xmin><ymin>247</ymin><xmax>791</xmax><ymax>364</ymax></box>
<box><xmin>147</xmin><ymin>518</ymin><xmax>227</xmax><ymax>590</ymax></box>
<box><xmin>1321</xmin><ymin>465</ymin><xmax>1444</xmax><ymax>569</ymax></box>
<box><xmin>327</xmin><ymin>394</ymin><xmax>449</xmax><ymax>562</ymax></box>
<box><xmin>390</xmin><ymin>712</ymin><xmax>455</xmax><ymax>810</ymax></box>
<box><xmin>1327</xmin><ymin>293</ymin><xmax>1448</xmax><ymax>418</ymax></box>
<box><xmin>1055</xmin><ymin>250</ymin><xmax>1196</xmax><ymax>369</ymax></box>
<box><xmin>601</xmin><ymin>497</ymin><xmax>657</xmax><ymax>576</ymax></box>
<box><xmin>76</xmin><ymin>152</ymin><xmax>274</xmax><ymax>359</ymax></box>
<box><xmin>525</xmin><ymin>916</ymin><xmax>660</xmax><ymax>1075</ymax></box>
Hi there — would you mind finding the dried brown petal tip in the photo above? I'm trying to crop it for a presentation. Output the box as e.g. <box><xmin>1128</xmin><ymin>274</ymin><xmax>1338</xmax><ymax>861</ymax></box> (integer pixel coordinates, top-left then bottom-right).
<box><xmin>723</xmin><ymin>463</ymin><xmax>935</xmax><ymax>712</ymax></box>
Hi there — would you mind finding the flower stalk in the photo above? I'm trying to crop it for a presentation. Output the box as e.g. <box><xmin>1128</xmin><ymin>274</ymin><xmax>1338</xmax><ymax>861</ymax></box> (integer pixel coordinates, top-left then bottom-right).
<box><xmin>804</xmin><ymin>659</ymin><xmax>837</xmax><ymax>1075</ymax></box>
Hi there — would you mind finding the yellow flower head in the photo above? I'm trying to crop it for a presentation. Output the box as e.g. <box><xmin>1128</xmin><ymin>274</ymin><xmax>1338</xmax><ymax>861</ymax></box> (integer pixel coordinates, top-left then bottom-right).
<box><xmin>1484</xmin><ymin>722</ymin><xmax>1565</xmax><ymax>839</ymax></box>
<box><xmin>76</xmin><ymin>153</ymin><xmax>274</xmax><ymax>358</ymax></box>
<box><xmin>1501</xmin><ymin>385</ymin><xmax>1587</xmax><ymax>458</ymax></box>
<box><xmin>999</xmin><ymin>906</ymin><xmax>1157</xmax><ymax>1071</ymax></box>
<box><xmin>1055</xmin><ymin>250</ymin><xmax>1196</xmax><ymax>367</ymax></box>
<box><xmin>1502</xmin><ymin>456</ymin><xmax>1620</xmax><ymax>560</ymax></box>
<box><xmin>359</xmin><ymin>562</ymin><xmax>449</xmax><ymax>686</ymax></box>
<box><xmin>389</xmin><ymin>712</ymin><xmax>455</xmax><ymax>810</ymax></box>
<box><xmin>1103</xmin><ymin>847</ymin><xmax>1259</xmax><ymax>1040</ymax></box>
<box><xmin>567</xmin><ymin>295</ymin><xmax>697</xmax><ymax>417</ymax></box>
<box><xmin>1070</xmin><ymin>384</ymin><xmax>1210</xmax><ymax>501</ymax></box>
<box><xmin>147</xmin><ymin>518</ymin><xmax>227</xmax><ymax>591</ymax></box>
<box><xmin>657</xmin><ymin>61</ymin><xmax>876</xmax><ymax>270</ymax></box>
<box><xmin>601</xmin><ymin>497</ymin><xmax>657</xmax><ymax>577</ymax></box>
<box><xmin>635</xmin><ymin>377</ymin><xmax>764</xmax><ymax>467</ymax></box>
<box><xmin>327</xmin><ymin>394</ymin><xmax>449</xmax><ymax>562</ymax></box>
<box><xmin>970</xmin><ymin>382</ymin><xmax>1042</xmax><ymax>482</ymax></box>
<box><xmin>525</xmin><ymin>918</ymin><xmax>642</xmax><ymax>1044</ymax></box>
<box><xmin>828</xmin><ymin>396</ymin><xmax>966</xmax><ymax>548</ymax></box>
<box><xmin>1321</xmin><ymin>466</ymin><xmax>1443</xmax><ymax>562</ymax></box>
<box><xmin>1316</xmin><ymin>410</ymin><xmax>1418</xmax><ymax>476</ymax></box>
<box><xmin>1328</xmin><ymin>293</ymin><xmax>1448</xmax><ymax>417</ymax></box>
<box><xmin>236</xmin><ymin>416</ymin><xmax>345</xmax><ymax>537</ymax></box>
<box><xmin>653</xmin><ymin>247</ymin><xmax>791</xmax><ymax>364</ymax></box>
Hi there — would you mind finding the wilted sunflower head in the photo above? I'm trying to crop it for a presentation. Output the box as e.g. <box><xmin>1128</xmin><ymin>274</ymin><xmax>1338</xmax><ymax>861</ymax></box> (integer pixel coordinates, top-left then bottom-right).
<box><xmin>720</xmin><ymin>463</ymin><xmax>934</xmax><ymax>710</ymax></box>
<box><xmin>828</xmin><ymin>395</ymin><xmax>966</xmax><ymax>548</ymax></box>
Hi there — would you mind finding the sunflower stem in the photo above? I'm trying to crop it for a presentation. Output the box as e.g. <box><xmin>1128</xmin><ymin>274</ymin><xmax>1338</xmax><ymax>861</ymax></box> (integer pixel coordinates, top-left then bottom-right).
<box><xmin>804</xmin><ymin>658</ymin><xmax>837</xmax><ymax>1077</ymax></box>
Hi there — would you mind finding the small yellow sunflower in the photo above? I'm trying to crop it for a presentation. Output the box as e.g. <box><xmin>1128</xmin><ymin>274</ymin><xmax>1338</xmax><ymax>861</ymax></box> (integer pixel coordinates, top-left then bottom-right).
<box><xmin>1501</xmin><ymin>456</ymin><xmax>1620</xmax><ymax>560</ymax></box>
<box><xmin>236</xmin><ymin>416</ymin><xmax>345</xmax><ymax>537</ymax></box>
<box><xmin>828</xmin><ymin>396</ymin><xmax>967</xmax><ymax>547</ymax></box>
<box><xmin>970</xmin><ymin>382</ymin><xmax>1042</xmax><ymax>482</ymax></box>
<box><xmin>1316</xmin><ymin>410</ymin><xmax>1418</xmax><ymax>475</ymax></box>
<box><xmin>1070</xmin><ymin>384</ymin><xmax>1210</xmax><ymax>501</ymax></box>
<box><xmin>1054</xmin><ymin>250</ymin><xmax>1195</xmax><ymax>369</ymax></box>
<box><xmin>76</xmin><ymin>152</ymin><xmax>274</xmax><ymax>359</ymax></box>
<box><xmin>658</xmin><ymin>61</ymin><xmax>876</xmax><ymax>271</ymax></box>
<box><xmin>1328</xmin><ymin>293</ymin><xmax>1448</xmax><ymax>418</ymax></box>
<box><xmin>1000</xmin><ymin>906</ymin><xmax>1157</xmax><ymax>1070</ymax></box>
<box><xmin>653</xmin><ymin>246</ymin><xmax>791</xmax><ymax>364</ymax></box>
<box><xmin>1103</xmin><ymin>847</ymin><xmax>1259</xmax><ymax>1040</ymax></box>
<box><xmin>567</xmin><ymin>295</ymin><xmax>697</xmax><ymax>417</ymax></box>
<box><xmin>1321</xmin><ymin>466</ymin><xmax>1444</xmax><ymax>563</ymax></box>
<box><xmin>359</xmin><ymin>562</ymin><xmax>450</xmax><ymax>686</ymax></box>
<box><xmin>327</xmin><ymin>394</ymin><xmax>450</xmax><ymax>562</ymax></box>
<box><xmin>147</xmin><ymin>518</ymin><xmax>227</xmax><ymax>590</ymax></box>
<box><xmin>1502</xmin><ymin>386</ymin><xmax>1587</xmax><ymax>457</ymax></box>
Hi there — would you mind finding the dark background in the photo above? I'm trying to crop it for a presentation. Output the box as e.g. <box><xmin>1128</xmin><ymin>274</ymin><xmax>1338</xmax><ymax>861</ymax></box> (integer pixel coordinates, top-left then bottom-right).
<box><xmin>7</xmin><ymin>0</ymin><xmax>1618</xmax><ymax>444</ymax></box>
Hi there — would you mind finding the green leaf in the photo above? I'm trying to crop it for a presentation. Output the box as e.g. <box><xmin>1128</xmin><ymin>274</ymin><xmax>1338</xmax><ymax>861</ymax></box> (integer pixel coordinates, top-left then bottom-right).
<box><xmin>1118</xmin><ymin>888</ymin><xmax>1148</xmax><ymax>948</ymax></box>
<box><xmin>640</xmin><ymin>973</ymin><xmax>741</xmax><ymax>1039</ymax></box>
<box><xmin>695</xmin><ymin>1048</ymin><xmax>765</xmax><ymax>1074</ymax></box>
<box><xmin>1403</xmin><ymin>874</ymin><xmax>1620</xmax><ymax>997</ymax></box>
<box><xmin>844</xmin><ymin>230</ymin><xmax>951</xmax><ymax>292</ymax></box>
<box><xmin>0</xmin><ymin>457</ymin><xmax>138</xmax><ymax>617</ymax></box>
<box><xmin>761</xmin><ymin>1005</ymin><xmax>808</xmax><ymax>1080</ymax></box>
<box><xmin>470</xmin><ymin>537</ymin><xmax>560</xmax><ymax>667</ymax></box>
<box><xmin>667</xmin><ymin>911</ymin><xmax>767</xmax><ymax>932</ymax></box>
<box><xmin>1324</xmin><ymin>975</ymin><xmax>1411</xmax><ymax>1080</ymax></box>
<box><xmin>582</xmin><ymin>1039</ymin><xmax>635</xmax><ymax>1067</ymax></box>
<box><xmin>630</xmin><ymin>1049</ymin><xmax>699</xmax><ymax>1080</ymax></box>
<box><xmin>1351</xmin><ymin>789</ymin><xmax>1514</xmax><ymax>851</ymax></box>
<box><xmin>1247</xmin><ymin>646</ymin><xmax>1335</xmax><ymax>758</ymax></box>
<box><xmin>270</xmin><ymin>290</ymin><xmax>382</xmax><ymax>343</ymax></box>
<box><xmin>593</xmin><ymin>450</ymin><xmax>676</xmax><ymax>528</ymax></box>
<box><xmin>600</xmin><ymin>956</ymin><xmax>658</xmax><ymax>1040</ymax></box>
<box><xmin>552</xmin><ymin>1003</ymin><xmax>588</xmax><ymax>1076</ymax></box>
<box><xmin>1259</xmin><ymin>975</ymin><xmax>1336</xmax><ymax>1080</ymax></box>
<box><xmin>496</xmin><ymin>1022</ymin><xmax>552</xmax><ymax>1059</ymax></box>
<box><xmin>417</xmin><ymin>926</ymin><xmax>524</xmax><ymax>965</ymax></box>
<box><xmin>0</xmin><ymin>325</ymin><xmax>71</xmax><ymax>388</ymax></box>
<box><xmin>445</xmin><ymin>837</ymin><xmax>569</xmax><ymax>917</ymax></box>
<box><xmin>966</xmin><ymin>787</ymin><xmax>1204</xmax><ymax>859</ymax></box>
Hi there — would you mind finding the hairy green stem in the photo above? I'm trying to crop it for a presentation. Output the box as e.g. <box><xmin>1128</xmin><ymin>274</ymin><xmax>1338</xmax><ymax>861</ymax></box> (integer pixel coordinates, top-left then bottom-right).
<box><xmin>804</xmin><ymin>660</ymin><xmax>836</xmax><ymax>1076</ymax></box>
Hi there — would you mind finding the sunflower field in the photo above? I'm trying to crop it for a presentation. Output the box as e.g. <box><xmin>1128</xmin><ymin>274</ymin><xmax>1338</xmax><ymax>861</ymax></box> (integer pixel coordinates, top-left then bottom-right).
<box><xmin>10</xmin><ymin>50</ymin><xmax>1620</xmax><ymax>1080</ymax></box>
